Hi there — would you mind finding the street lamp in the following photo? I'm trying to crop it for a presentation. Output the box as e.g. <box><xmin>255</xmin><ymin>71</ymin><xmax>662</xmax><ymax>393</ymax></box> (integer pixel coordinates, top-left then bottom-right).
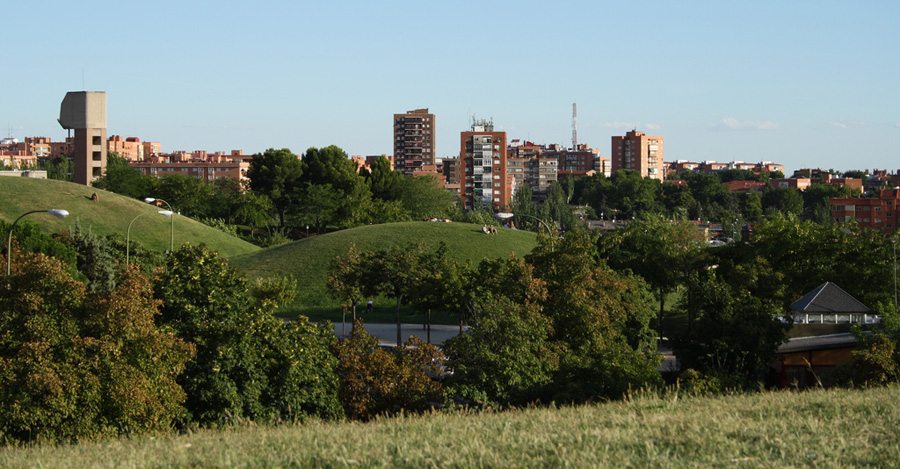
<box><xmin>144</xmin><ymin>197</ymin><xmax>175</xmax><ymax>252</ymax></box>
<box><xmin>6</xmin><ymin>209</ymin><xmax>69</xmax><ymax>276</ymax></box>
<box><xmin>496</xmin><ymin>212</ymin><xmax>555</xmax><ymax>246</ymax></box>
<box><xmin>126</xmin><ymin>210</ymin><xmax>173</xmax><ymax>266</ymax></box>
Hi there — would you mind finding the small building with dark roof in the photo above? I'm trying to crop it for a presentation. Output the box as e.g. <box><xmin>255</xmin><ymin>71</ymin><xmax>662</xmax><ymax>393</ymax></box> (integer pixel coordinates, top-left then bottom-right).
<box><xmin>789</xmin><ymin>281</ymin><xmax>877</xmax><ymax>325</ymax></box>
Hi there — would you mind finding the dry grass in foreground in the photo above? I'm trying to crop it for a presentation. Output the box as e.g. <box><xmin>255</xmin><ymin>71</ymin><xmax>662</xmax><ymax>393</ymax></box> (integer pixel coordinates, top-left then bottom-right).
<box><xmin>1</xmin><ymin>385</ymin><xmax>897</xmax><ymax>468</ymax></box>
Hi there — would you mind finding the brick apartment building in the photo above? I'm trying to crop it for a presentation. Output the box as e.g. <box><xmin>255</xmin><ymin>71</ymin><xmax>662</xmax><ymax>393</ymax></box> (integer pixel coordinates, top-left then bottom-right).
<box><xmin>107</xmin><ymin>135</ymin><xmax>161</xmax><ymax>161</ymax></box>
<box><xmin>830</xmin><ymin>189</ymin><xmax>900</xmax><ymax>234</ymax></box>
<box><xmin>611</xmin><ymin>130</ymin><xmax>664</xmax><ymax>181</ymax></box>
<box><xmin>393</xmin><ymin>108</ymin><xmax>435</xmax><ymax>176</ymax></box>
<box><xmin>131</xmin><ymin>149</ymin><xmax>251</xmax><ymax>185</ymax></box>
<box><xmin>460</xmin><ymin>119</ymin><xmax>509</xmax><ymax>210</ymax></box>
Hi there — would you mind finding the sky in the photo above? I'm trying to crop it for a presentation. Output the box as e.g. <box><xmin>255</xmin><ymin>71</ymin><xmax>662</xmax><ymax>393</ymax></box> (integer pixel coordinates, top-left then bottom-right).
<box><xmin>2</xmin><ymin>0</ymin><xmax>899</xmax><ymax>173</ymax></box>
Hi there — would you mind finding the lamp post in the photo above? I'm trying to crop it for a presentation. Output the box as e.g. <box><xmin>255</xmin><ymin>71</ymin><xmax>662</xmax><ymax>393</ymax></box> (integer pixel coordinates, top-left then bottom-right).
<box><xmin>893</xmin><ymin>237</ymin><xmax>898</xmax><ymax>309</ymax></box>
<box><xmin>126</xmin><ymin>209</ymin><xmax>173</xmax><ymax>266</ymax></box>
<box><xmin>497</xmin><ymin>212</ymin><xmax>555</xmax><ymax>247</ymax></box>
<box><xmin>6</xmin><ymin>209</ymin><xmax>69</xmax><ymax>276</ymax></box>
<box><xmin>144</xmin><ymin>197</ymin><xmax>175</xmax><ymax>253</ymax></box>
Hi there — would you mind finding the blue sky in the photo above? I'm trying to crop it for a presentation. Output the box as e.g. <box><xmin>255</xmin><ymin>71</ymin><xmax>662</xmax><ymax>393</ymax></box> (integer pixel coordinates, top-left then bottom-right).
<box><xmin>2</xmin><ymin>0</ymin><xmax>898</xmax><ymax>173</ymax></box>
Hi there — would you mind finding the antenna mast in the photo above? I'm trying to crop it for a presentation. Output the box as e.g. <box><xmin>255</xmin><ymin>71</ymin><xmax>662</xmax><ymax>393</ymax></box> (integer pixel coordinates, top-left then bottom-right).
<box><xmin>571</xmin><ymin>102</ymin><xmax>578</xmax><ymax>150</ymax></box>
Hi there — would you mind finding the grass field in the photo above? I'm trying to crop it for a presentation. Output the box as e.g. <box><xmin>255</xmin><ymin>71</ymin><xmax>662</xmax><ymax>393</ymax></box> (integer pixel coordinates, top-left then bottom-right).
<box><xmin>2</xmin><ymin>386</ymin><xmax>897</xmax><ymax>467</ymax></box>
<box><xmin>0</xmin><ymin>177</ymin><xmax>258</xmax><ymax>258</ymax></box>
<box><xmin>231</xmin><ymin>221</ymin><xmax>538</xmax><ymax>322</ymax></box>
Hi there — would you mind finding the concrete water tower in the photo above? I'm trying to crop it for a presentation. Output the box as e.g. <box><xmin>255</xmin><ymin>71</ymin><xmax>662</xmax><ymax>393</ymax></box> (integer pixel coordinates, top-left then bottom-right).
<box><xmin>58</xmin><ymin>91</ymin><xmax>107</xmax><ymax>185</ymax></box>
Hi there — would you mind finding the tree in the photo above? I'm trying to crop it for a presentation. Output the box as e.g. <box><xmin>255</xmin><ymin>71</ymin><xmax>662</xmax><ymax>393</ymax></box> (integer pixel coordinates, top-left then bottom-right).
<box><xmin>327</xmin><ymin>243</ymin><xmax>365</xmax><ymax>320</ymax></box>
<box><xmin>527</xmin><ymin>229</ymin><xmax>662</xmax><ymax>402</ymax></box>
<box><xmin>92</xmin><ymin>153</ymin><xmax>155</xmax><ymax>198</ymax></box>
<box><xmin>247</xmin><ymin>148</ymin><xmax>303</xmax><ymax>228</ymax></box>
<box><xmin>365</xmin><ymin>155</ymin><xmax>404</xmax><ymax>201</ymax></box>
<box><xmin>674</xmin><ymin>271</ymin><xmax>787</xmax><ymax>388</ymax></box>
<box><xmin>155</xmin><ymin>244</ymin><xmax>342</xmax><ymax>424</ymax></box>
<box><xmin>37</xmin><ymin>156</ymin><xmax>74</xmax><ymax>182</ymax></box>
<box><xmin>334</xmin><ymin>320</ymin><xmax>443</xmax><ymax>420</ymax></box>
<box><xmin>443</xmin><ymin>296</ymin><xmax>556</xmax><ymax>406</ymax></box>
<box><xmin>599</xmin><ymin>215</ymin><xmax>703</xmax><ymax>334</ymax></box>
<box><xmin>0</xmin><ymin>253</ymin><xmax>193</xmax><ymax>442</ymax></box>
<box><xmin>762</xmin><ymin>187</ymin><xmax>803</xmax><ymax>217</ymax></box>
<box><xmin>398</xmin><ymin>174</ymin><xmax>457</xmax><ymax>220</ymax></box>
<box><xmin>366</xmin><ymin>243</ymin><xmax>426</xmax><ymax>346</ymax></box>
<box><xmin>154</xmin><ymin>173</ymin><xmax>216</xmax><ymax>219</ymax></box>
<box><xmin>843</xmin><ymin>170</ymin><xmax>867</xmax><ymax>179</ymax></box>
<box><xmin>297</xmin><ymin>183</ymin><xmax>341</xmax><ymax>233</ymax></box>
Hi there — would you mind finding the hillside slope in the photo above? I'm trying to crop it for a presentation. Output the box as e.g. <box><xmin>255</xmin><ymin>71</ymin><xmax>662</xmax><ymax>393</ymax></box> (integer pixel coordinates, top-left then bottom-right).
<box><xmin>2</xmin><ymin>386</ymin><xmax>896</xmax><ymax>466</ymax></box>
<box><xmin>231</xmin><ymin>221</ymin><xmax>538</xmax><ymax>318</ymax></box>
<box><xmin>0</xmin><ymin>177</ymin><xmax>258</xmax><ymax>258</ymax></box>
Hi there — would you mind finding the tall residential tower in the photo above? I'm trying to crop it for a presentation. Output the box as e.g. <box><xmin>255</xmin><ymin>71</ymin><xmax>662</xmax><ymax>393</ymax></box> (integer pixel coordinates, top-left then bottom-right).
<box><xmin>610</xmin><ymin>130</ymin><xmax>664</xmax><ymax>181</ymax></box>
<box><xmin>460</xmin><ymin>119</ymin><xmax>509</xmax><ymax>210</ymax></box>
<box><xmin>393</xmin><ymin>108</ymin><xmax>435</xmax><ymax>175</ymax></box>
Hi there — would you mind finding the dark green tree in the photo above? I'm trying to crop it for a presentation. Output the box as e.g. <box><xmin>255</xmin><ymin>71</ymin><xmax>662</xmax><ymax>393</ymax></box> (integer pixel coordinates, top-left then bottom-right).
<box><xmin>599</xmin><ymin>215</ymin><xmax>703</xmax><ymax>334</ymax></box>
<box><xmin>762</xmin><ymin>187</ymin><xmax>803</xmax><ymax>217</ymax></box>
<box><xmin>247</xmin><ymin>148</ymin><xmax>303</xmax><ymax>228</ymax></box>
<box><xmin>92</xmin><ymin>153</ymin><xmax>155</xmax><ymax>198</ymax></box>
<box><xmin>674</xmin><ymin>270</ymin><xmax>788</xmax><ymax>388</ymax></box>
<box><xmin>398</xmin><ymin>174</ymin><xmax>457</xmax><ymax>220</ymax></box>
<box><xmin>365</xmin><ymin>155</ymin><xmax>404</xmax><ymax>201</ymax></box>
<box><xmin>155</xmin><ymin>244</ymin><xmax>342</xmax><ymax>424</ymax></box>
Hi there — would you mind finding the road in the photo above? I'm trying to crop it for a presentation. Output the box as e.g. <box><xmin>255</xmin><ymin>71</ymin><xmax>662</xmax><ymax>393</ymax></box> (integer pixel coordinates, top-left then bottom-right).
<box><xmin>331</xmin><ymin>322</ymin><xmax>466</xmax><ymax>347</ymax></box>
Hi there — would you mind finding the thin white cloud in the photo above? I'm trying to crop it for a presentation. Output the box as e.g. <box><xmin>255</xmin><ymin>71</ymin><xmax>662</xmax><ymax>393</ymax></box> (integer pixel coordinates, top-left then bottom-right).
<box><xmin>596</xmin><ymin>121</ymin><xmax>661</xmax><ymax>131</ymax></box>
<box><xmin>711</xmin><ymin>117</ymin><xmax>779</xmax><ymax>131</ymax></box>
<box><xmin>830</xmin><ymin>120</ymin><xmax>867</xmax><ymax>129</ymax></box>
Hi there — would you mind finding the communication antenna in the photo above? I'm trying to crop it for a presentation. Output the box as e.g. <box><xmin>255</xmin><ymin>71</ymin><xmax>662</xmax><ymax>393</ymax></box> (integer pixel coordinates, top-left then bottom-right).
<box><xmin>571</xmin><ymin>103</ymin><xmax>578</xmax><ymax>150</ymax></box>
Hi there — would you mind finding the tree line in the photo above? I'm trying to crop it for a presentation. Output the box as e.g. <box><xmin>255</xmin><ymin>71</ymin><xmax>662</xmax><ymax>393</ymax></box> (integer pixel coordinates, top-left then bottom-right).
<box><xmin>93</xmin><ymin>148</ymin><xmax>457</xmax><ymax>246</ymax></box>
<box><xmin>1</xmin><ymin>207</ymin><xmax>898</xmax><ymax>443</ymax></box>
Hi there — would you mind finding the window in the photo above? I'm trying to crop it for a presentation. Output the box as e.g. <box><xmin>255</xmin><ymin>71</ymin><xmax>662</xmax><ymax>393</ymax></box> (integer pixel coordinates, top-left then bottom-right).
<box><xmin>92</xmin><ymin>136</ymin><xmax>101</xmax><ymax>145</ymax></box>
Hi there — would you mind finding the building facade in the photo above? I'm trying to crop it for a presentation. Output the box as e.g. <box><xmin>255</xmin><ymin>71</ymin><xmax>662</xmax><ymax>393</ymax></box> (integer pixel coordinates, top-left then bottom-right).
<box><xmin>58</xmin><ymin>91</ymin><xmax>107</xmax><ymax>185</ymax></box>
<box><xmin>830</xmin><ymin>189</ymin><xmax>900</xmax><ymax>234</ymax></box>
<box><xmin>393</xmin><ymin>108</ymin><xmax>435</xmax><ymax>175</ymax></box>
<box><xmin>460</xmin><ymin>119</ymin><xmax>508</xmax><ymax>209</ymax></box>
<box><xmin>611</xmin><ymin>130</ymin><xmax>664</xmax><ymax>181</ymax></box>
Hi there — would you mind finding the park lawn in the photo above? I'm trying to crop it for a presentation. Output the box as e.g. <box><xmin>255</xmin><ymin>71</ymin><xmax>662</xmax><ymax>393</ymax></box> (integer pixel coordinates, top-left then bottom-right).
<box><xmin>231</xmin><ymin>221</ymin><xmax>538</xmax><ymax>323</ymax></box>
<box><xmin>1</xmin><ymin>385</ymin><xmax>897</xmax><ymax>467</ymax></box>
<box><xmin>0</xmin><ymin>177</ymin><xmax>258</xmax><ymax>258</ymax></box>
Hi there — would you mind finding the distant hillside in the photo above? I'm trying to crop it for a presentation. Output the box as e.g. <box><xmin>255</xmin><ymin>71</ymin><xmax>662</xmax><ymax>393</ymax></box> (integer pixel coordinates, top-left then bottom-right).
<box><xmin>0</xmin><ymin>177</ymin><xmax>259</xmax><ymax>258</ymax></box>
<box><xmin>231</xmin><ymin>221</ymin><xmax>539</xmax><ymax>319</ymax></box>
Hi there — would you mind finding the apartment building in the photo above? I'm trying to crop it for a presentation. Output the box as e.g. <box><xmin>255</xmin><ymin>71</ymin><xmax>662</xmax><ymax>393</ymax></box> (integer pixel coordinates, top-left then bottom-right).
<box><xmin>393</xmin><ymin>108</ymin><xmax>435</xmax><ymax>175</ymax></box>
<box><xmin>130</xmin><ymin>149</ymin><xmax>251</xmax><ymax>185</ymax></box>
<box><xmin>611</xmin><ymin>130</ymin><xmax>664</xmax><ymax>181</ymax></box>
<box><xmin>830</xmin><ymin>189</ymin><xmax>900</xmax><ymax>234</ymax></box>
<box><xmin>460</xmin><ymin>119</ymin><xmax>509</xmax><ymax>209</ymax></box>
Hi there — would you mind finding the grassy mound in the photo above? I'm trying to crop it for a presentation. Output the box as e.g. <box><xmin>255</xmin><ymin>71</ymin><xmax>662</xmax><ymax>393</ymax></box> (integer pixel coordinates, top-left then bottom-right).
<box><xmin>2</xmin><ymin>386</ymin><xmax>897</xmax><ymax>466</ymax></box>
<box><xmin>231</xmin><ymin>221</ymin><xmax>538</xmax><ymax>320</ymax></box>
<box><xmin>0</xmin><ymin>177</ymin><xmax>258</xmax><ymax>258</ymax></box>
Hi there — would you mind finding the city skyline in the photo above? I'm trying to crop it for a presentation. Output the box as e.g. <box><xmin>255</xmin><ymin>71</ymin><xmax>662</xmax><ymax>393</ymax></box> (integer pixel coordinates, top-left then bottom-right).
<box><xmin>3</xmin><ymin>0</ymin><xmax>899</xmax><ymax>172</ymax></box>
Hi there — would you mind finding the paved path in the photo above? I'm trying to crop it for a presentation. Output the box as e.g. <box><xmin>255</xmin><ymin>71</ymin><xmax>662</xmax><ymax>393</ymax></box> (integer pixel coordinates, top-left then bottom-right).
<box><xmin>332</xmin><ymin>322</ymin><xmax>466</xmax><ymax>347</ymax></box>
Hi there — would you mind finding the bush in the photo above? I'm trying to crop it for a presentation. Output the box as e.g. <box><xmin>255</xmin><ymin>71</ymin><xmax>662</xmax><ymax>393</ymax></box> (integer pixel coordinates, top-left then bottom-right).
<box><xmin>155</xmin><ymin>244</ymin><xmax>341</xmax><ymax>425</ymax></box>
<box><xmin>335</xmin><ymin>320</ymin><xmax>443</xmax><ymax>420</ymax></box>
<box><xmin>0</xmin><ymin>253</ymin><xmax>192</xmax><ymax>443</ymax></box>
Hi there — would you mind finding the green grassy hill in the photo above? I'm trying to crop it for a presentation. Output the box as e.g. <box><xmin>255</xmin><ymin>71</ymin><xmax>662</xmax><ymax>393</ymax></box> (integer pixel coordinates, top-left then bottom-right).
<box><xmin>231</xmin><ymin>221</ymin><xmax>538</xmax><ymax>320</ymax></box>
<box><xmin>0</xmin><ymin>177</ymin><xmax>258</xmax><ymax>258</ymax></box>
<box><xmin>2</xmin><ymin>386</ymin><xmax>896</xmax><ymax>467</ymax></box>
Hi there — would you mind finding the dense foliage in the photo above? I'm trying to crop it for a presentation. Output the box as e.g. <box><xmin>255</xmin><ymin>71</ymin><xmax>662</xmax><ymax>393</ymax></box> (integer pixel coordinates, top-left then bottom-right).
<box><xmin>154</xmin><ymin>245</ymin><xmax>342</xmax><ymax>425</ymax></box>
<box><xmin>0</xmin><ymin>252</ymin><xmax>193</xmax><ymax>443</ymax></box>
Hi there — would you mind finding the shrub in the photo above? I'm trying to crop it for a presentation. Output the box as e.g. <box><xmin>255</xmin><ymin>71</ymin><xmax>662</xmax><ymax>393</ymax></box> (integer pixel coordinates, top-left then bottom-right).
<box><xmin>155</xmin><ymin>244</ymin><xmax>341</xmax><ymax>425</ymax></box>
<box><xmin>0</xmin><ymin>253</ymin><xmax>192</xmax><ymax>443</ymax></box>
<box><xmin>334</xmin><ymin>320</ymin><xmax>443</xmax><ymax>420</ymax></box>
